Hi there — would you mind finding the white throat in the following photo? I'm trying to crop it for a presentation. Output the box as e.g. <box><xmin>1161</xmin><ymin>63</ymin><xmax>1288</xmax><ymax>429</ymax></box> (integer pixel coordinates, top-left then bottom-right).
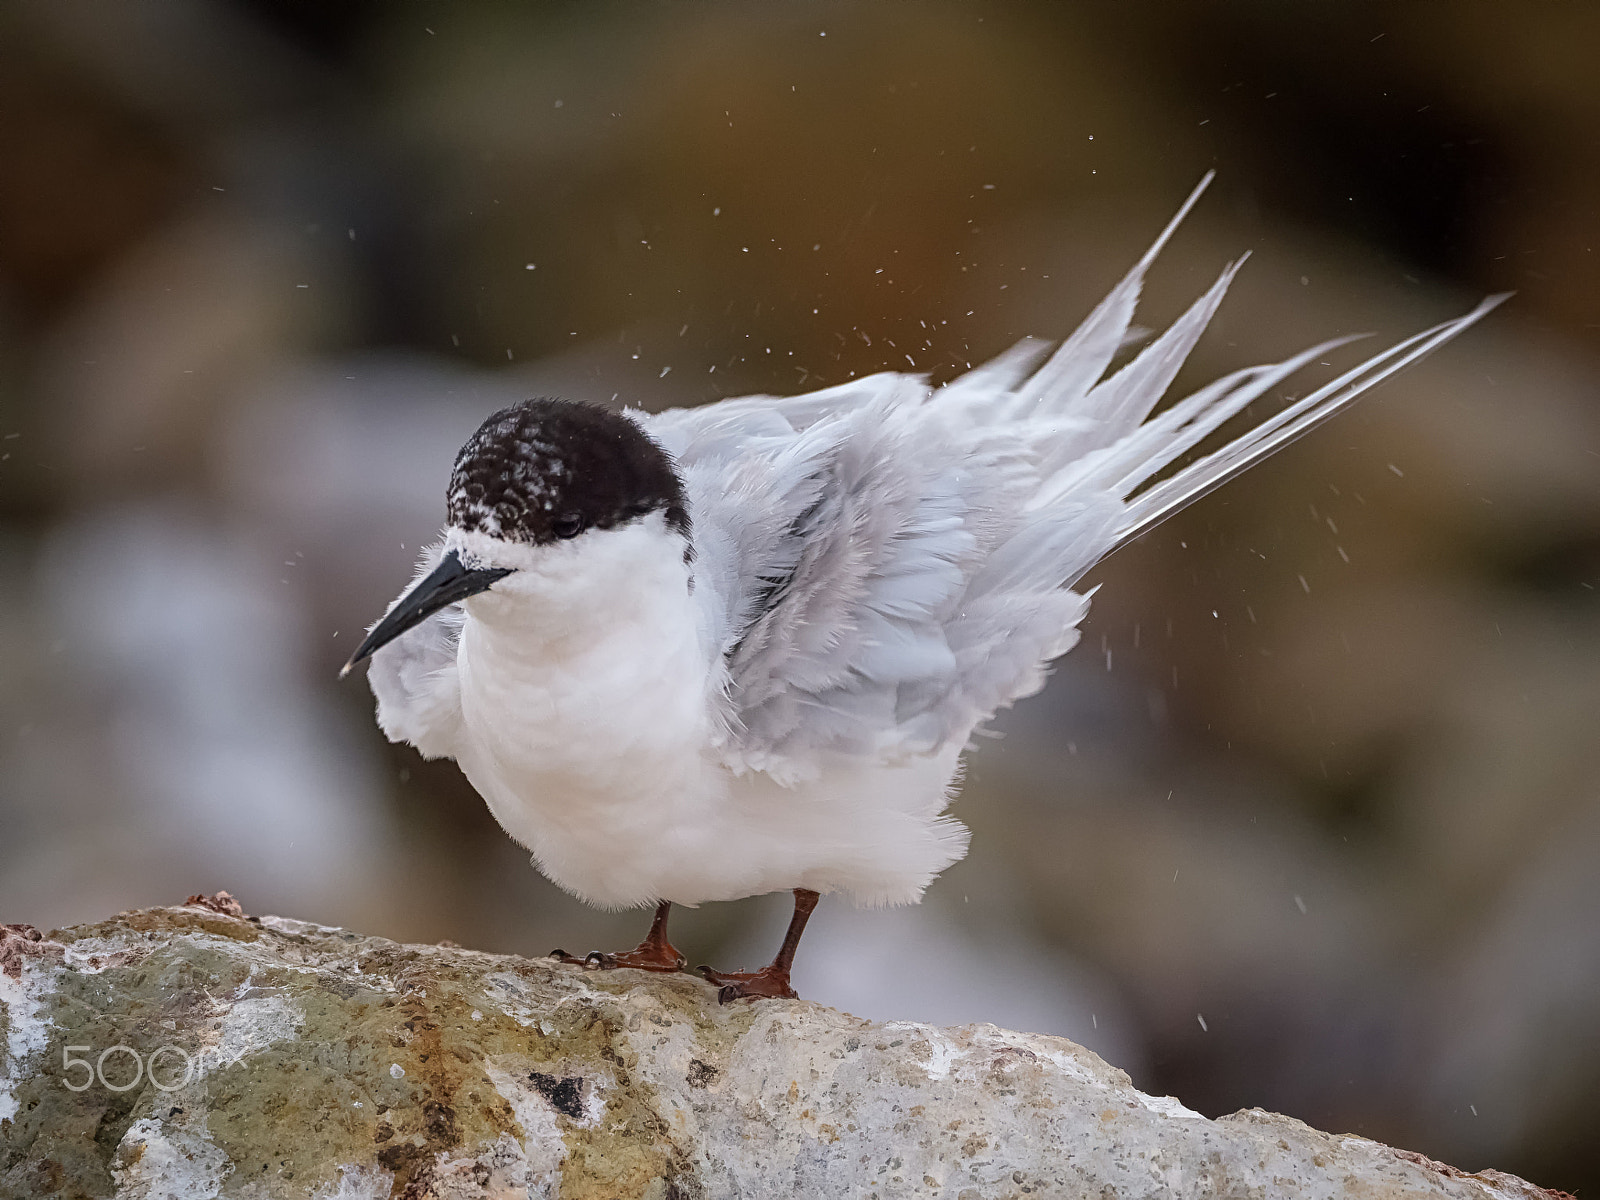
<box><xmin>454</xmin><ymin>517</ymin><xmax>690</xmax><ymax>640</ymax></box>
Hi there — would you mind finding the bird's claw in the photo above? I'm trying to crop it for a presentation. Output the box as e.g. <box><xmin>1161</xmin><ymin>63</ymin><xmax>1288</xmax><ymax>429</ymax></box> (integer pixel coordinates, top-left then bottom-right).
<box><xmin>549</xmin><ymin>947</ymin><xmax>685</xmax><ymax>973</ymax></box>
<box><xmin>548</xmin><ymin>948</ymin><xmax>616</xmax><ymax>970</ymax></box>
<box><xmin>697</xmin><ymin>963</ymin><xmax>797</xmax><ymax>1003</ymax></box>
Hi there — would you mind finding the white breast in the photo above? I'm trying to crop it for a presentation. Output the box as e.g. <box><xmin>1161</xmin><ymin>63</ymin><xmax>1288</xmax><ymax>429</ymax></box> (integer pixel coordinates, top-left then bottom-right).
<box><xmin>423</xmin><ymin>516</ymin><xmax>971</xmax><ymax>911</ymax></box>
<box><xmin>449</xmin><ymin>519</ymin><xmax>717</xmax><ymax>908</ymax></box>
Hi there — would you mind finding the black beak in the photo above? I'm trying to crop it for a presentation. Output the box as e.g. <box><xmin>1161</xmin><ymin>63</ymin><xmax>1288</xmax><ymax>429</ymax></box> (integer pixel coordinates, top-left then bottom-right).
<box><xmin>339</xmin><ymin>550</ymin><xmax>513</xmax><ymax>678</ymax></box>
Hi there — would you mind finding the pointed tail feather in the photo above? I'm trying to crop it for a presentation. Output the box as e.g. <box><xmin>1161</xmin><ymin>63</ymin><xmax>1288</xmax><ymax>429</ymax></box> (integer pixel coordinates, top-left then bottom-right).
<box><xmin>1038</xmin><ymin>255</ymin><xmax>1248</xmax><ymax>474</ymax></box>
<box><xmin>1111</xmin><ymin>293</ymin><xmax>1511</xmax><ymax>546</ymax></box>
<box><xmin>1099</xmin><ymin>336</ymin><xmax>1366</xmax><ymax>495</ymax></box>
<box><xmin>1001</xmin><ymin>171</ymin><xmax>1217</xmax><ymax>421</ymax></box>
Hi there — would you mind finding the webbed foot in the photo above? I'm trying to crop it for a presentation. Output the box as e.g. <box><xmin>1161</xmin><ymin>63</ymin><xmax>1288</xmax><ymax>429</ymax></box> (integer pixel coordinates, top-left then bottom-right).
<box><xmin>696</xmin><ymin>963</ymin><xmax>796</xmax><ymax>1003</ymax></box>
<box><xmin>550</xmin><ymin>944</ymin><xmax>686</xmax><ymax>973</ymax></box>
<box><xmin>549</xmin><ymin>900</ymin><xmax>686</xmax><ymax>973</ymax></box>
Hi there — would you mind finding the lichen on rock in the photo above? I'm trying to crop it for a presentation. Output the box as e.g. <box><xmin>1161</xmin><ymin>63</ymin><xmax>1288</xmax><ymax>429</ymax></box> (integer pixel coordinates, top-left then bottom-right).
<box><xmin>0</xmin><ymin>902</ymin><xmax>1569</xmax><ymax>1199</ymax></box>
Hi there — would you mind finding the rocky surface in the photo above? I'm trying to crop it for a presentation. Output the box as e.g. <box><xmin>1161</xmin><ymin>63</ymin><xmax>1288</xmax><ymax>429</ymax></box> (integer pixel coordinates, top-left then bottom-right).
<box><xmin>0</xmin><ymin>899</ymin><xmax>1568</xmax><ymax>1199</ymax></box>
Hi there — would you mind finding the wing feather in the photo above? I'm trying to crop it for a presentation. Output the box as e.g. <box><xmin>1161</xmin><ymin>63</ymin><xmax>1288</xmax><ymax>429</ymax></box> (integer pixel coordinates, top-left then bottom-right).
<box><xmin>637</xmin><ymin>182</ymin><xmax>1503</xmax><ymax>780</ymax></box>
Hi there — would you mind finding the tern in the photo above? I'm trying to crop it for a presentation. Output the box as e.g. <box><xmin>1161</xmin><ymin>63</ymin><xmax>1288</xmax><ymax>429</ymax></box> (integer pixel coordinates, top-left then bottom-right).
<box><xmin>343</xmin><ymin>175</ymin><xmax>1503</xmax><ymax>1001</ymax></box>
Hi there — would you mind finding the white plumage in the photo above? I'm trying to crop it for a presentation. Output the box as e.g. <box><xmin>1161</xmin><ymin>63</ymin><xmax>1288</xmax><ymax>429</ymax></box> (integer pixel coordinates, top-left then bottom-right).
<box><xmin>361</xmin><ymin>175</ymin><xmax>1503</xmax><ymax>921</ymax></box>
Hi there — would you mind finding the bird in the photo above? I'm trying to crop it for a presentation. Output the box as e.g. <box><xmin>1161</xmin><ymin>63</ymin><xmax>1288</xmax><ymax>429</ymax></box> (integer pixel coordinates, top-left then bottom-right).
<box><xmin>341</xmin><ymin>174</ymin><xmax>1504</xmax><ymax>1002</ymax></box>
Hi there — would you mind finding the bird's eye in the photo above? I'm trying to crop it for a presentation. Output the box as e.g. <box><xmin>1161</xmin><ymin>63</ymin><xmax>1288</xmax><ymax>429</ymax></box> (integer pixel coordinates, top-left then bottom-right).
<box><xmin>552</xmin><ymin>513</ymin><xmax>585</xmax><ymax>540</ymax></box>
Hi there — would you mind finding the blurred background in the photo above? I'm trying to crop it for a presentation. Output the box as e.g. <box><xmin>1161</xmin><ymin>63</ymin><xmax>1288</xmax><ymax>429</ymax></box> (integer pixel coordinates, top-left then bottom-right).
<box><xmin>1</xmin><ymin>0</ymin><xmax>1597</xmax><ymax>1188</ymax></box>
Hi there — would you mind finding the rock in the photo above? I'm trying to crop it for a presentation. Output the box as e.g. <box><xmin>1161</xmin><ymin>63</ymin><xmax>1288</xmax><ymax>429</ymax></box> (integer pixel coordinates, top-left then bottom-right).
<box><xmin>0</xmin><ymin>900</ymin><xmax>1568</xmax><ymax>1199</ymax></box>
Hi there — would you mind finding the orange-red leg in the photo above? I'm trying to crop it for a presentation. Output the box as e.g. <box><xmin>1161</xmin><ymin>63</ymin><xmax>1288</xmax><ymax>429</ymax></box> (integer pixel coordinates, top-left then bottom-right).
<box><xmin>698</xmin><ymin>888</ymin><xmax>819</xmax><ymax>1002</ymax></box>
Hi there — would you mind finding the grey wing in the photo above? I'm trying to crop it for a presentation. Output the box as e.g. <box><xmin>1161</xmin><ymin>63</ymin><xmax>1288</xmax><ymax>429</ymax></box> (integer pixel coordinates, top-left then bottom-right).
<box><xmin>644</xmin><ymin>373</ymin><xmax>1111</xmax><ymax>780</ymax></box>
<box><xmin>365</xmin><ymin>541</ymin><xmax>466</xmax><ymax>760</ymax></box>
<box><xmin>640</xmin><ymin>175</ymin><xmax>1503</xmax><ymax>779</ymax></box>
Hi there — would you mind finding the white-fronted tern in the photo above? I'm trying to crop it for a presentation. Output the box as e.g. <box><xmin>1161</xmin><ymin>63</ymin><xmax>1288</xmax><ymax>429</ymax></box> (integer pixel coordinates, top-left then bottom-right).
<box><xmin>343</xmin><ymin>175</ymin><xmax>1504</xmax><ymax>1001</ymax></box>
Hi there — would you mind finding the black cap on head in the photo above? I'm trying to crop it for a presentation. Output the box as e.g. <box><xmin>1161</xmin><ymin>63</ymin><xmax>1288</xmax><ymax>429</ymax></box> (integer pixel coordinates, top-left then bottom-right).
<box><xmin>447</xmin><ymin>398</ymin><xmax>690</xmax><ymax>546</ymax></box>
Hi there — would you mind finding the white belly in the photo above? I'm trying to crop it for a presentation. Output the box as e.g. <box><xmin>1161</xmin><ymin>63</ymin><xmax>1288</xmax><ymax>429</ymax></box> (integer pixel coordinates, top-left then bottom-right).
<box><xmin>453</xmin><ymin>584</ymin><xmax>715</xmax><ymax>908</ymax></box>
<box><xmin>461</xmin><ymin>738</ymin><xmax>969</xmax><ymax>911</ymax></box>
<box><xmin>454</xmin><ymin>620</ymin><xmax>969</xmax><ymax>909</ymax></box>
<box><xmin>445</xmin><ymin>520</ymin><xmax>970</xmax><ymax>910</ymax></box>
